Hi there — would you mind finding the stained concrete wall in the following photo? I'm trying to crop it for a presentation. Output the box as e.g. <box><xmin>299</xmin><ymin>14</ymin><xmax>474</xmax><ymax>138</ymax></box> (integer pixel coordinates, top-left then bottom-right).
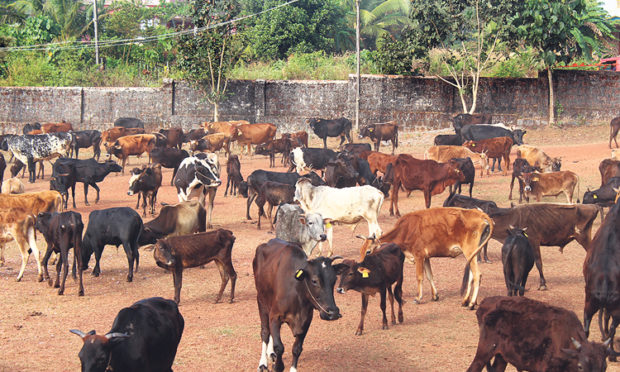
<box><xmin>0</xmin><ymin>70</ymin><xmax>618</xmax><ymax>133</ymax></box>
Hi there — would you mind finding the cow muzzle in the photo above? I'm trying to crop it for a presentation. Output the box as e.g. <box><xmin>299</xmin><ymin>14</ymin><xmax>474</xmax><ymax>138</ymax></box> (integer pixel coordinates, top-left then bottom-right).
<box><xmin>127</xmin><ymin>191</ymin><xmax>134</xmax><ymax>196</ymax></box>
<box><xmin>524</xmin><ymin>186</ymin><xmax>531</xmax><ymax>192</ymax></box>
<box><xmin>319</xmin><ymin>234</ymin><xmax>327</xmax><ymax>241</ymax></box>
<box><xmin>320</xmin><ymin>307</ymin><xmax>342</xmax><ymax>321</ymax></box>
<box><xmin>337</xmin><ymin>287</ymin><xmax>346</xmax><ymax>294</ymax></box>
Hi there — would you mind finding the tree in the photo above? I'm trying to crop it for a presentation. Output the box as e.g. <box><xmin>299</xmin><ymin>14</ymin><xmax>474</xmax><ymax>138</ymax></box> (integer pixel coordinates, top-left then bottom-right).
<box><xmin>508</xmin><ymin>0</ymin><xmax>617</xmax><ymax>125</ymax></box>
<box><xmin>177</xmin><ymin>0</ymin><xmax>245</xmax><ymax>121</ymax></box>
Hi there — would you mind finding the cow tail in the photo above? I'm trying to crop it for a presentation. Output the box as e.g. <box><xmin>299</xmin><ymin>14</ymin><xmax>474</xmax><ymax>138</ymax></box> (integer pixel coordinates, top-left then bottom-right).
<box><xmin>395</xmin><ymin>127</ymin><xmax>399</xmax><ymax>148</ymax></box>
<box><xmin>460</xmin><ymin>263</ymin><xmax>470</xmax><ymax>296</ymax></box>
<box><xmin>461</xmin><ymin>218</ymin><xmax>492</xmax><ymax>296</ymax></box>
<box><xmin>576</xmin><ymin>176</ymin><xmax>581</xmax><ymax>203</ymax></box>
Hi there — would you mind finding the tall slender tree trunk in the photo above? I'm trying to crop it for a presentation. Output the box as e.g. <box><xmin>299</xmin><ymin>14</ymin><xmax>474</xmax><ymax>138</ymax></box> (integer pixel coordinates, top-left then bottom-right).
<box><xmin>213</xmin><ymin>102</ymin><xmax>219</xmax><ymax>121</ymax></box>
<box><xmin>547</xmin><ymin>68</ymin><xmax>555</xmax><ymax>126</ymax></box>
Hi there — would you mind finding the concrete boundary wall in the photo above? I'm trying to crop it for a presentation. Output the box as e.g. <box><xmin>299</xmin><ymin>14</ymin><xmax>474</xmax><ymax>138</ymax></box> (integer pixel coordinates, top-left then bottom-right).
<box><xmin>0</xmin><ymin>70</ymin><xmax>618</xmax><ymax>133</ymax></box>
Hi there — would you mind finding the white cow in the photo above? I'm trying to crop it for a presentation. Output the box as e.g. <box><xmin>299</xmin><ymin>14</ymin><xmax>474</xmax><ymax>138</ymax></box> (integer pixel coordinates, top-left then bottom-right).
<box><xmin>294</xmin><ymin>178</ymin><xmax>384</xmax><ymax>256</ymax></box>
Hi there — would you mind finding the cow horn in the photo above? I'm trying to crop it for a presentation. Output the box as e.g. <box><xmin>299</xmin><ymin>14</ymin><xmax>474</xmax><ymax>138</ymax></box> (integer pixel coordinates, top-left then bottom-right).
<box><xmin>330</xmin><ymin>255</ymin><xmax>344</xmax><ymax>263</ymax></box>
<box><xmin>105</xmin><ymin>332</ymin><xmax>130</xmax><ymax>340</ymax></box>
<box><xmin>69</xmin><ymin>329</ymin><xmax>86</xmax><ymax>338</ymax></box>
<box><xmin>355</xmin><ymin>234</ymin><xmax>367</xmax><ymax>240</ymax></box>
<box><xmin>604</xmin><ymin>338</ymin><xmax>613</xmax><ymax>347</ymax></box>
<box><xmin>571</xmin><ymin>337</ymin><xmax>582</xmax><ymax>351</ymax></box>
<box><xmin>142</xmin><ymin>244</ymin><xmax>155</xmax><ymax>251</ymax></box>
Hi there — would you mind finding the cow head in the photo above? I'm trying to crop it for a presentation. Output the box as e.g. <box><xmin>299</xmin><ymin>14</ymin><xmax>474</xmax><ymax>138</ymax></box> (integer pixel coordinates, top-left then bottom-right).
<box><xmin>583</xmin><ymin>189</ymin><xmax>598</xmax><ymax>205</ymax></box>
<box><xmin>325</xmin><ymin>159</ymin><xmax>358</xmax><ymax>187</ymax></box>
<box><xmin>333</xmin><ymin>258</ymin><xmax>376</xmax><ymax>297</ymax></box>
<box><xmin>506</xmin><ymin>225</ymin><xmax>528</xmax><ymax>238</ymax></box>
<box><xmin>358</xmin><ymin>125</ymin><xmax>375</xmax><ymax>139</ymax></box>
<box><xmin>447</xmin><ymin>159</ymin><xmax>466</xmax><ymax>183</ymax></box>
<box><xmin>560</xmin><ymin>337</ymin><xmax>610</xmax><ymax>372</ymax></box>
<box><xmin>299</xmin><ymin>212</ymin><xmax>327</xmax><ymax>243</ymax></box>
<box><xmin>127</xmin><ymin>166</ymin><xmax>146</xmax><ymax>196</ymax></box>
<box><xmin>295</xmin><ymin>256</ymin><xmax>342</xmax><ymax>321</ymax></box>
<box><xmin>254</xmin><ymin>143</ymin><xmax>270</xmax><ymax>156</ymax></box>
<box><xmin>193</xmin><ymin>154</ymin><xmax>221</xmax><ymax>187</ymax></box>
<box><xmin>70</xmin><ymin>329</ymin><xmax>130</xmax><ymax>372</ymax></box>
<box><xmin>238</xmin><ymin>181</ymin><xmax>249</xmax><ymax>198</ymax></box>
<box><xmin>357</xmin><ymin>234</ymin><xmax>379</xmax><ymax>260</ymax></box>
<box><xmin>153</xmin><ymin>239</ymin><xmax>176</xmax><ymax>269</ymax></box>
<box><xmin>552</xmin><ymin>157</ymin><xmax>562</xmax><ymax>172</ymax></box>
<box><xmin>103</xmin><ymin>160</ymin><xmax>122</xmax><ymax>174</ymax></box>
<box><xmin>513</xmin><ymin>129</ymin><xmax>526</xmax><ymax>145</ymax></box>
<box><xmin>35</xmin><ymin>212</ymin><xmax>53</xmax><ymax>236</ymax></box>
<box><xmin>520</xmin><ymin>171</ymin><xmax>539</xmax><ymax>194</ymax></box>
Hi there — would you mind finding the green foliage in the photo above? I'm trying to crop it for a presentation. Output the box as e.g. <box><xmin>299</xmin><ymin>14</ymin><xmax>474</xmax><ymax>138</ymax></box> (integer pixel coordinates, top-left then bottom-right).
<box><xmin>372</xmin><ymin>28</ymin><xmax>426</xmax><ymax>75</ymax></box>
<box><xmin>243</xmin><ymin>0</ymin><xmax>347</xmax><ymax>60</ymax></box>
<box><xmin>488</xmin><ymin>47</ymin><xmax>542</xmax><ymax>78</ymax></box>
<box><xmin>3</xmin><ymin>14</ymin><xmax>60</xmax><ymax>45</ymax></box>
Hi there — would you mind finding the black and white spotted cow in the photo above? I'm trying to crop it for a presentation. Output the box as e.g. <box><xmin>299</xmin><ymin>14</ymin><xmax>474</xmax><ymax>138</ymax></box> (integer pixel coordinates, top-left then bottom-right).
<box><xmin>173</xmin><ymin>152</ymin><xmax>221</xmax><ymax>229</ymax></box>
<box><xmin>1</xmin><ymin>133</ymin><xmax>73</xmax><ymax>183</ymax></box>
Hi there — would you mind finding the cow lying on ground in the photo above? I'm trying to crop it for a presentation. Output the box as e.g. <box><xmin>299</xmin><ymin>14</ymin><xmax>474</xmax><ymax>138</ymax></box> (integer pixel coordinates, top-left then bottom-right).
<box><xmin>139</xmin><ymin>200</ymin><xmax>206</xmax><ymax>246</ymax></box>
<box><xmin>308</xmin><ymin>117</ymin><xmax>352</xmax><ymax>149</ymax></box>
<box><xmin>82</xmin><ymin>207</ymin><xmax>143</xmax><ymax>282</ymax></box>
<box><xmin>584</xmin><ymin>196</ymin><xmax>620</xmax><ymax>359</ymax></box>
<box><xmin>71</xmin><ymin>297</ymin><xmax>184</xmax><ymax>372</ymax></box>
<box><xmin>295</xmin><ymin>178</ymin><xmax>384</xmax><ymax>256</ymax></box>
<box><xmin>70</xmin><ymin>130</ymin><xmax>101</xmax><ymax>160</ymax></box>
<box><xmin>463</xmin><ymin>136</ymin><xmax>513</xmax><ymax>174</ymax></box>
<box><xmin>154</xmin><ymin>229</ymin><xmax>237</xmax><ymax>304</ymax></box>
<box><xmin>509</xmin><ymin>158</ymin><xmax>539</xmax><ymax>203</ymax></box>
<box><xmin>224</xmin><ymin>155</ymin><xmax>243</xmax><ymax>197</ymax></box>
<box><xmin>516</xmin><ymin>145</ymin><xmax>561</xmax><ymax>172</ymax></box>
<box><xmin>501</xmin><ymin>227</ymin><xmax>534</xmax><ymax>297</ymax></box>
<box><xmin>358</xmin><ymin>121</ymin><xmax>398</xmax><ymax>154</ymax></box>
<box><xmin>488</xmin><ymin>203</ymin><xmax>599</xmax><ymax>290</ymax></box>
<box><xmin>0</xmin><ymin>208</ymin><xmax>42</xmax><ymax>282</ymax></box>
<box><xmin>467</xmin><ymin>296</ymin><xmax>609</xmax><ymax>372</ymax></box>
<box><xmin>334</xmin><ymin>243</ymin><xmax>404</xmax><ymax>335</ymax></box>
<box><xmin>128</xmin><ymin>163</ymin><xmax>162</xmax><ymax>217</ymax></box>
<box><xmin>1</xmin><ymin>177</ymin><xmax>24</xmax><ymax>194</ymax></box>
<box><xmin>149</xmin><ymin>147</ymin><xmax>189</xmax><ymax>186</ymax></box>
<box><xmin>521</xmin><ymin>170</ymin><xmax>580</xmax><ymax>203</ymax></box>
<box><xmin>275</xmin><ymin>204</ymin><xmax>326</xmax><ymax>256</ymax></box>
<box><xmin>359</xmin><ymin>207</ymin><xmax>493</xmax><ymax>309</ymax></box>
<box><xmin>253</xmin><ymin>239</ymin><xmax>341</xmax><ymax>372</ymax></box>
<box><xmin>36</xmin><ymin>211</ymin><xmax>84</xmax><ymax>296</ymax></box>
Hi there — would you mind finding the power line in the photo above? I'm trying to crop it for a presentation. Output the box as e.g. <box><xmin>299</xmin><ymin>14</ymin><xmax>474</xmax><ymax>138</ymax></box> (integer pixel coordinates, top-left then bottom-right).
<box><xmin>0</xmin><ymin>0</ymin><xmax>300</xmax><ymax>53</ymax></box>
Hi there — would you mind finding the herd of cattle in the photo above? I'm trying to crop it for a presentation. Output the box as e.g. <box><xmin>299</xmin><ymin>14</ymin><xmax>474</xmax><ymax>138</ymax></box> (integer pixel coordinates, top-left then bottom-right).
<box><xmin>3</xmin><ymin>113</ymin><xmax>620</xmax><ymax>371</ymax></box>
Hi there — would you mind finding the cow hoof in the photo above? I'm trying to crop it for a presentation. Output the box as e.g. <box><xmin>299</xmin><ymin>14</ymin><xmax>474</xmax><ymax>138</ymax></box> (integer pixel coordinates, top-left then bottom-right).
<box><xmin>84</xmin><ymin>202</ymin><xmax>90</xmax><ymax>206</ymax></box>
<box><xmin>398</xmin><ymin>314</ymin><xmax>404</xmax><ymax>323</ymax></box>
<box><xmin>91</xmin><ymin>272</ymin><xmax>99</xmax><ymax>277</ymax></box>
<box><xmin>269</xmin><ymin>353</ymin><xmax>276</xmax><ymax>363</ymax></box>
<box><xmin>229</xmin><ymin>299</ymin><xmax>234</xmax><ymax>304</ymax></box>
<box><xmin>57</xmin><ymin>290</ymin><xmax>64</xmax><ymax>295</ymax></box>
<box><xmin>16</xmin><ymin>277</ymin><xmax>22</xmax><ymax>282</ymax></box>
<box><xmin>54</xmin><ymin>283</ymin><xmax>60</xmax><ymax>288</ymax></box>
<box><xmin>126</xmin><ymin>277</ymin><xmax>133</xmax><ymax>282</ymax></box>
<box><xmin>432</xmin><ymin>295</ymin><xmax>439</xmax><ymax>301</ymax></box>
<box><xmin>382</xmin><ymin>324</ymin><xmax>388</xmax><ymax>330</ymax></box>
<box><xmin>37</xmin><ymin>275</ymin><xmax>43</xmax><ymax>282</ymax></box>
<box><xmin>468</xmin><ymin>303</ymin><xmax>476</xmax><ymax>310</ymax></box>
<box><xmin>484</xmin><ymin>259</ymin><xmax>492</xmax><ymax>264</ymax></box>
<box><xmin>258</xmin><ymin>365</ymin><xmax>268</xmax><ymax>372</ymax></box>
<box><xmin>413</xmin><ymin>299</ymin><xmax>421</xmax><ymax>304</ymax></box>
<box><xmin>47</xmin><ymin>279</ymin><xmax>53</xmax><ymax>286</ymax></box>
<box><xmin>355</xmin><ymin>329</ymin><xmax>363</xmax><ymax>336</ymax></box>
<box><xmin>538</xmin><ymin>285</ymin><xmax>548</xmax><ymax>291</ymax></box>
<box><xmin>78</xmin><ymin>290</ymin><xmax>84</xmax><ymax>296</ymax></box>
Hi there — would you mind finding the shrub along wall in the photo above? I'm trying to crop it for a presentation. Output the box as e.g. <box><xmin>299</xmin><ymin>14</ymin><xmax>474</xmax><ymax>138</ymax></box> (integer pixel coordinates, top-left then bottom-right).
<box><xmin>0</xmin><ymin>70</ymin><xmax>618</xmax><ymax>133</ymax></box>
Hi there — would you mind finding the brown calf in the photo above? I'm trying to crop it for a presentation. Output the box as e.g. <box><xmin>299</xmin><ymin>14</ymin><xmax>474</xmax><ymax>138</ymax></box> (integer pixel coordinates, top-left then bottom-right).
<box><xmin>599</xmin><ymin>158</ymin><xmax>620</xmax><ymax>187</ymax></box>
<box><xmin>360</xmin><ymin>207</ymin><xmax>493</xmax><ymax>309</ymax></box>
<box><xmin>365</xmin><ymin>151</ymin><xmax>397</xmax><ymax>175</ymax></box>
<box><xmin>425</xmin><ymin>145</ymin><xmax>489</xmax><ymax>176</ymax></box>
<box><xmin>153</xmin><ymin>229</ymin><xmax>237</xmax><ymax>304</ymax></box>
<box><xmin>107</xmin><ymin>134</ymin><xmax>157</xmax><ymax>173</ymax></box>
<box><xmin>463</xmin><ymin>136</ymin><xmax>513</xmax><ymax>175</ymax></box>
<box><xmin>282</xmin><ymin>131</ymin><xmax>308</xmax><ymax>148</ymax></box>
<box><xmin>0</xmin><ymin>208</ymin><xmax>42</xmax><ymax>282</ymax></box>
<box><xmin>234</xmin><ymin>123</ymin><xmax>277</xmax><ymax>155</ymax></box>
<box><xmin>609</xmin><ymin>116</ymin><xmax>620</xmax><ymax>148</ymax></box>
<box><xmin>42</xmin><ymin>121</ymin><xmax>73</xmax><ymax>133</ymax></box>
<box><xmin>358</xmin><ymin>121</ymin><xmax>399</xmax><ymax>154</ymax></box>
<box><xmin>255</xmin><ymin>138</ymin><xmax>293</xmax><ymax>167</ymax></box>
<box><xmin>190</xmin><ymin>133</ymin><xmax>231</xmax><ymax>157</ymax></box>
<box><xmin>101</xmin><ymin>127</ymin><xmax>145</xmax><ymax>147</ymax></box>
<box><xmin>516</xmin><ymin>145</ymin><xmax>562</xmax><ymax>172</ymax></box>
<box><xmin>521</xmin><ymin>170</ymin><xmax>580</xmax><ymax>203</ymax></box>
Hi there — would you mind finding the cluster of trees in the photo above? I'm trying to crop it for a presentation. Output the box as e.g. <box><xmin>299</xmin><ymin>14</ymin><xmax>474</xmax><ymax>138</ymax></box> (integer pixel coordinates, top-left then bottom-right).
<box><xmin>0</xmin><ymin>0</ymin><xmax>617</xmax><ymax>124</ymax></box>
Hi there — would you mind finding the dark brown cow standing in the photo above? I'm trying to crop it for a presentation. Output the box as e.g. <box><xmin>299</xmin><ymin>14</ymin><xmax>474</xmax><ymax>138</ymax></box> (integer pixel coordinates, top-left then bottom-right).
<box><xmin>509</xmin><ymin>158</ymin><xmax>540</xmax><ymax>203</ymax></box>
<box><xmin>153</xmin><ymin>229</ymin><xmax>236</xmax><ymax>304</ymax></box>
<box><xmin>282</xmin><ymin>131</ymin><xmax>308</xmax><ymax>148</ymax></box>
<box><xmin>388</xmin><ymin>154</ymin><xmax>465</xmax><ymax>213</ymax></box>
<box><xmin>224</xmin><ymin>155</ymin><xmax>243</xmax><ymax>197</ymax></box>
<box><xmin>488</xmin><ymin>203</ymin><xmax>599</xmax><ymax>290</ymax></box>
<box><xmin>599</xmin><ymin>158</ymin><xmax>620</xmax><ymax>187</ymax></box>
<box><xmin>467</xmin><ymin>296</ymin><xmax>609</xmax><ymax>372</ymax></box>
<box><xmin>255</xmin><ymin>138</ymin><xmax>293</xmax><ymax>168</ymax></box>
<box><xmin>584</xmin><ymin>197</ymin><xmax>620</xmax><ymax>360</ymax></box>
<box><xmin>255</xmin><ymin>181</ymin><xmax>295</xmax><ymax>231</ymax></box>
<box><xmin>158</xmin><ymin>127</ymin><xmax>184</xmax><ymax>149</ymax></box>
<box><xmin>609</xmin><ymin>116</ymin><xmax>620</xmax><ymax>148</ymax></box>
<box><xmin>127</xmin><ymin>163</ymin><xmax>162</xmax><ymax>217</ymax></box>
<box><xmin>253</xmin><ymin>239</ymin><xmax>341</xmax><ymax>372</ymax></box>
<box><xmin>334</xmin><ymin>243</ymin><xmax>404</xmax><ymax>335</ymax></box>
<box><xmin>358</xmin><ymin>121</ymin><xmax>399</xmax><ymax>154</ymax></box>
<box><xmin>463</xmin><ymin>136</ymin><xmax>513</xmax><ymax>175</ymax></box>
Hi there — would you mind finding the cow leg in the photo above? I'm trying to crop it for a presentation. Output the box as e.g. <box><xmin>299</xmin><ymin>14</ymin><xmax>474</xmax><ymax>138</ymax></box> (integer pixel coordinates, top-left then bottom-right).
<box><xmin>15</xmin><ymin>237</ymin><xmax>30</xmax><ymax>282</ymax></box>
<box><xmin>26</xmin><ymin>226</ymin><xmax>42</xmax><ymax>282</ymax></box>
<box><xmin>141</xmin><ymin>192</ymin><xmax>148</xmax><ymax>217</ymax></box>
<box><xmin>54</xmin><ymin>253</ymin><xmax>62</xmax><ymax>288</ymax></box>
<box><xmin>509</xmin><ymin>175</ymin><xmax>515</xmax><ymax>200</ymax></box>
<box><xmin>42</xmin><ymin>245</ymin><xmax>54</xmax><ymax>284</ymax></box>
<box><xmin>121</xmin><ymin>158</ymin><xmax>126</xmax><ymax>175</ymax></box>
<box><xmin>465</xmin><ymin>259</ymin><xmax>482</xmax><ymax>309</ymax></box>
<box><xmin>213</xmin><ymin>260</ymin><xmax>229</xmax><ymax>304</ymax></box>
<box><xmin>608</xmin><ymin>317</ymin><xmax>620</xmax><ymax>361</ymax></box>
<box><xmin>413</xmin><ymin>258</ymin><xmax>425</xmax><ymax>304</ymax></box>
<box><xmin>379</xmin><ymin>287</ymin><xmax>389</xmax><ymax>330</ymax></box>
<box><xmin>171</xmin><ymin>166</ymin><xmax>178</xmax><ymax>186</ymax></box>
<box><xmin>267</xmin><ymin>204</ymin><xmax>275</xmax><ymax>232</ymax></box>
<box><xmin>74</xmin><ymin>233</ymin><xmax>84</xmax><ymax>296</ymax></box>
<box><xmin>122</xmin><ymin>241</ymin><xmax>135</xmax><ymax>282</ymax></box>
<box><xmin>423</xmin><ymin>188</ymin><xmax>432</xmax><ymax>209</ymax></box>
<box><xmin>583</xmin><ymin>297</ymin><xmax>599</xmax><ymax>339</ymax></box>
<box><xmin>490</xmin><ymin>355</ymin><xmax>508</xmax><ymax>372</ymax></box>
<box><xmin>269</xmin><ymin>320</ymin><xmax>285</xmax><ymax>372</ymax></box>
<box><xmin>325</xmin><ymin>224</ymin><xmax>334</xmax><ymax>257</ymax></box>
<box><xmin>257</xmin><ymin>302</ymin><xmax>272</xmax><ymax>371</ymax></box>
<box><xmin>423</xmin><ymin>258</ymin><xmax>439</xmax><ymax>301</ymax></box>
<box><xmin>92</xmin><ymin>246</ymin><xmax>102</xmax><ymax>277</ymax></box>
<box><xmin>172</xmin><ymin>267</ymin><xmax>183</xmax><ymax>304</ymax></box>
<box><xmin>530</xmin><ymin>242</ymin><xmax>547</xmax><ymax>290</ymax></box>
<box><xmin>69</xmin><ymin>183</ymin><xmax>76</xmax><ymax>208</ymax></box>
<box><xmin>290</xmin><ymin>326</ymin><xmax>309</xmax><ymax>372</ymax></box>
<box><xmin>465</xmin><ymin>338</ymin><xmax>497</xmax><ymax>372</ymax></box>
<box><xmin>27</xmin><ymin>158</ymin><xmax>35</xmax><ymax>183</ymax></box>
<box><xmin>387</xmin><ymin>285</ymin><xmax>396</xmax><ymax>325</ymax></box>
<box><xmin>206</xmin><ymin>188</ymin><xmax>217</xmax><ymax>229</ymax></box>
<box><xmin>57</xmin><ymin>246</ymin><xmax>70</xmax><ymax>295</ymax></box>
<box><xmin>92</xmin><ymin>182</ymin><xmax>100</xmax><ymax>204</ymax></box>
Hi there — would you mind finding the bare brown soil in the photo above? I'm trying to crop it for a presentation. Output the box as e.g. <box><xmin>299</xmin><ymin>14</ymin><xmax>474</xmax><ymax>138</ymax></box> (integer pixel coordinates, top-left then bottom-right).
<box><xmin>0</xmin><ymin>124</ymin><xmax>618</xmax><ymax>372</ymax></box>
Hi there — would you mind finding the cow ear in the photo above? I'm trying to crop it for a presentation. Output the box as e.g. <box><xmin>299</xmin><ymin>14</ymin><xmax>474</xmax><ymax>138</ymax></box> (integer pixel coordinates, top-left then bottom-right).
<box><xmin>332</xmin><ymin>263</ymin><xmax>348</xmax><ymax>275</ymax></box>
<box><xmin>357</xmin><ymin>267</ymin><xmax>371</xmax><ymax>278</ymax></box>
<box><xmin>294</xmin><ymin>269</ymin><xmax>306</xmax><ymax>281</ymax></box>
<box><xmin>69</xmin><ymin>329</ymin><xmax>87</xmax><ymax>338</ymax></box>
<box><xmin>105</xmin><ymin>332</ymin><xmax>130</xmax><ymax>346</ymax></box>
<box><xmin>298</xmin><ymin>216</ymin><xmax>306</xmax><ymax>225</ymax></box>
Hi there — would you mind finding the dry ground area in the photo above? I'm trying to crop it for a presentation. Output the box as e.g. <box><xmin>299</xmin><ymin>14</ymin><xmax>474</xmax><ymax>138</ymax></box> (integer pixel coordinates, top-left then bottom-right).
<box><xmin>0</xmin><ymin>123</ymin><xmax>617</xmax><ymax>371</ymax></box>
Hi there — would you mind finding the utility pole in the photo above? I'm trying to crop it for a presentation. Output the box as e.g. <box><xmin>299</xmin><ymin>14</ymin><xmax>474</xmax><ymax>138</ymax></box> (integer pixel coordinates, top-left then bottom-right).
<box><xmin>93</xmin><ymin>0</ymin><xmax>100</xmax><ymax>65</ymax></box>
<box><xmin>355</xmin><ymin>0</ymin><xmax>360</xmax><ymax>132</ymax></box>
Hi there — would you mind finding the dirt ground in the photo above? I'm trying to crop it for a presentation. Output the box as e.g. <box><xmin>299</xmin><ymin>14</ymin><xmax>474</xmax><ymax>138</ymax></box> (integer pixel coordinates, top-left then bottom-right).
<box><xmin>0</xmin><ymin>123</ymin><xmax>618</xmax><ymax>372</ymax></box>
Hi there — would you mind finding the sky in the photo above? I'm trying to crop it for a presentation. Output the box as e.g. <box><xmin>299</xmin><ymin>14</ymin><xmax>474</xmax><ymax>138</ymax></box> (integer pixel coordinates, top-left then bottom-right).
<box><xmin>602</xmin><ymin>0</ymin><xmax>620</xmax><ymax>17</ymax></box>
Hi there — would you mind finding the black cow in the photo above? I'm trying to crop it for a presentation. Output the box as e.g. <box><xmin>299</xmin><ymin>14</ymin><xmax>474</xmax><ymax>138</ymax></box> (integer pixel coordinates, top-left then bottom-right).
<box><xmin>334</xmin><ymin>243</ymin><xmax>404</xmax><ymax>335</ymax></box>
<box><xmin>182</xmin><ymin>128</ymin><xmax>206</xmax><ymax>143</ymax></box>
<box><xmin>114</xmin><ymin>117</ymin><xmax>145</xmax><ymax>129</ymax></box>
<box><xmin>70</xmin><ymin>297</ymin><xmax>184</xmax><ymax>372</ymax></box>
<box><xmin>336</xmin><ymin>152</ymin><xmax>390</xmax><ymax>196</ymax></box>
<box><xmin>253</xmin><ymin>239</ymin><xmax>341</xmax><ymax>372</ymax></box>
<box><xmin>509</xmin><ymin>158</ymin><xmax>540</xmax><ymax>203</ymax></box>
<box><xmin>307</xmin><ymin>117</ymin><xmax>352</xmax><ymax>148</ymax></box>
<box><xmin>449</xmin><ymin>157</ymin><xmax>475</xmax><ymax>197</ymax></box>
<box><xmin>149</xmin><ymin>147</ymin><xmax>189</xmax><ymax>186</ymax></box>
<box><xmin>128</xmin><ymin>164</ymin><xmax>162</xmax><ymax>217</ymax></box>
<box><xmin>22</xmin><ymin>122</ymin><xmax>41</xmax><ymax>134</ymax></box>
<box><xmin>224</xmin><ymin>155</ymin><xmax>243</xmax><ymax>197</ymax></box>
<box><xmin>583</xmin><ymin>177</ymin><xmax>620</xmax><ymax>221</ymax></box>
<box><xmin>502</xmin><ymin>227</ymin><xmax>535</xmax><ymax>296</ymax></box>
<box><xmin>70</xmin><ymin>130</ymin><xmax>102</xmax><ymax>160</ymax></box>
<box><xmin>341</xmin><ymin>143</ymin><xmax>372</xmax><ymax>157</ymax></box>
<box><xmin>325</xmin><ymin>158</ymin><xmax>358</xmax><ymax>188</ymax></box>
<box><xmin>434</xmin><ymin>134</ymin><xmax>463</xmax><ymax>146</ymax></box>
<box><xmin>50</xmin><ymin>158</ymin><xmax>122</xmax><ymax>209</ymax></box>
<box><xmin>35</xmin><ymin>211</ymin><xmax>84</xmax><ymax>296</ymax></box>
<box><xmin>0</xmin><ymin>152</ymin><xmax>5</xmax><ymax>187</ymax></box>
<box><xmin>289</xmin><ymin>147</ymin><xmax>337</xmax><ymax>174</ymax></box>
<box><xmin>82</xmin><ymin>207</ymin><xmax>143</xmax><ymax>282</ymax></box>
<box><xmin>452</xmin><ymin>113</ymin><xmax>493</xmax><ymax>135</ymax></box>
<box><xmin>461</xmin><ymin>124</ymin><xmax>526</xmax><ymax>145</ymax></box>
<box><xmin>244</xmin><ymin>169</ymin><xmax>325</xmax><ymax>220</ymax></box>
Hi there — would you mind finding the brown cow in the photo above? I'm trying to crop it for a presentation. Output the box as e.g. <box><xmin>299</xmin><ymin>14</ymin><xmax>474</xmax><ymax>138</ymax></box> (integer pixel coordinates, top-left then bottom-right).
<box><xmin>282</xmin><ymin>131</ymin><xmax>308</xmax><ymax>148</ymax></box>
<box><xmin>359</xmin><ymin>207</ymin><xmax>493</xmax><ymax>309</ymax></box>
<box><xmin>203</xmin><ymin>120</ymin><xmax>248</xmax><ymax>137</ymax></box>
<box><xmin>158</xmin><ymin>127</ymin><xmax>184</xmax><ymax>149</ymax></box>
<box><xmin>0</xmin><ymin>190</ymin><xmax>62</xmax><ymax>215</ymax></box>
<box><xmin>388</xmin><ymin>154</ymin><xmax>465</xmax><ymax>214</ymax></box>
<box><xmin>488</xmin><ymin>203</ymin><xmax>599</xmax><ymax>290</ymax></box>
<box><xmin>190</xmin><ymin>133</ymin><xmax>231</xmax><ymax>157</ymax></box>
<box><xmin>234</xmin><ymin>123</ymin><xmax>277</xmax><ymax>155</ymax></box>
<box><xmin>153</xmin><ymin>229</ymin><xmax>237</xmax><ymax>304</ymax></box>
<box><xmin>599</xmin><ymin>158</ymin><xmax>620</xmax><ymax>187</ymax></box>
<box><xmin>365</xmin><ymin>151</ymin><xmax>397</xmax><ymax>175</ymax></box>
<box><xmin>138</xmin><ymin>200</ymin><xmax>206</xmax><ymax>246</ymax></box>
<box><xmin>425</xmin><ymin>145</ymin><xmax>489</xmax><ymax>176</ymax></box>
<box><xmin>463</xmin><ymin>136</ymin><xmax>513</xmax><ymax>175</ymax></box>
<box><xmin>358</xmin><ymin>121</ymin><xmax>399</xmax><ymax>154</ymax></box>
<box><xmin>101</xmin><ymin>127</ymin><xmax>145</xmax><ymax>147</ymax></box>
<box><xmin>467</xmin><ymin>296</ymin><xmax>609</xmax><ymax>372</ymax></box>
<box><xmin>516</xmin><ymin>145</ymin><xmax>562</xmax><ymax>172</ymax></box>
<box><xmin>255</xmin><ymin>138</ymin><xmax>293</xmax><ymax>167</ymax></box>
<box><xmin>0</xmin><ymin>208</ymin><xmax>42</xmax><ymax>282</ymax></box>
<box><xmin>608</xmin><ymin>116</ymin><xmax>620</xmax><ymax>148</ymax></box>
<box><xmin>42</xmin><ymin>121</ymin><xmax>73</xmax><ymax>133</ymax></box>
<box><xmin>521</xmin><ymin>170</ymin><xmax>580</xmax><ymax>203</ymax></box>
<box><xmin>107</xmin><ymin>134</ymin><xmax>157</xmax><ymax>173</ymax></box>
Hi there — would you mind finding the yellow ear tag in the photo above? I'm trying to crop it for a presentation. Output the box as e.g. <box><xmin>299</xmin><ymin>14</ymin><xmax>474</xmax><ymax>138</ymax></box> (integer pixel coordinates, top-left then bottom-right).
<box><xmin>295</xmin><ymin>269</ymin><xmax>304</xmax><ymax>278</ymax></box>
<box><xmin>523</xmin><ymin>232</ymin><xmax>528</xmax><ymax>238</ymax></box>
<box><xmin>593</xmin><ymin>195</ymin><xmax>598</xmax><ymax>199</ymax></box>
<box><xmin>358</xmin><ymin>267</ymin><xmax>370</xmax><ymax>278</ymax></box>
<box><xmin>325</xmin><ymin>222</ymin><xmax>332</xmax><ymax>229</ymax></box>
<box><xmin>362</xmin><ymin>271</ymin><xmax>369</xmax><ymax>278</ymax></box>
